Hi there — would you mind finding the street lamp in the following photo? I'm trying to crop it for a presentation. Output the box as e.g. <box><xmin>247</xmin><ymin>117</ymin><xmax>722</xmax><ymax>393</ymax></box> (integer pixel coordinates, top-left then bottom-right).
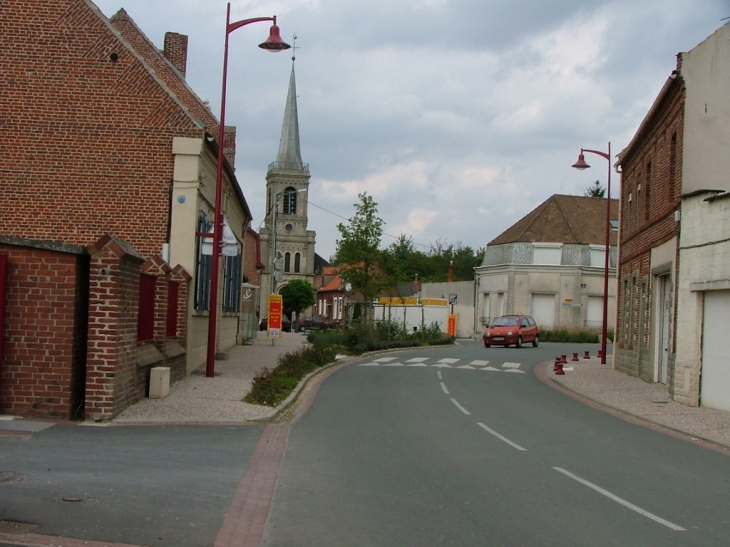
<box><xmin>206</xmin><ymin>4</ymin><xmax>291</xmax><ymax>378</ymax></box>
<box><xmin>572</xmin><ymin>142</ymin><xmax>612</xmax><ymax>365</ymax></box>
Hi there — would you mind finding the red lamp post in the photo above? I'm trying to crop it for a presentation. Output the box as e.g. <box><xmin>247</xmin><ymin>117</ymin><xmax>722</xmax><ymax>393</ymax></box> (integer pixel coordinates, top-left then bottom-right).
<box><xmin>206</xmin><ymin>4</ymin><xmax>291</xmax><ymax>377</ymax></box>
<box><xmin>572</xmin><ymin>142</ymin><xmax>612</xmax><ymax>365</ymax></box>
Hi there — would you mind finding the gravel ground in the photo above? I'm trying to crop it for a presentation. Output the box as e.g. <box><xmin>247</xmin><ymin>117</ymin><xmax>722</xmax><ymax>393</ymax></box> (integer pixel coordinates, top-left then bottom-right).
<box><xmin>113</xmin><ymin>331</ymin><xmax>309</xmax><ymax>424</ymax></box>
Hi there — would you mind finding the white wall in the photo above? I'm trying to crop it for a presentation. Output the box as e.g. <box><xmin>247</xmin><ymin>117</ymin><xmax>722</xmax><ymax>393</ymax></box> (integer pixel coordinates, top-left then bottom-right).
<box><xmin>682</xmin><ymin>22</ymin><xmax>730</xmax><ymax>195</ymax></box>
<box><xmin>675</xmin><ymin>192</ymin><xmax>730</xmax><ymax>406</ymax></box>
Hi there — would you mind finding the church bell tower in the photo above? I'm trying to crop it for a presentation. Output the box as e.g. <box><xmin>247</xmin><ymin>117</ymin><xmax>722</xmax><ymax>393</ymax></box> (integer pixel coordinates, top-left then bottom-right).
<box><xmin>259</xmin><ymin>49</ymin><xmax>316</xmax><ymax>312</ymax></box>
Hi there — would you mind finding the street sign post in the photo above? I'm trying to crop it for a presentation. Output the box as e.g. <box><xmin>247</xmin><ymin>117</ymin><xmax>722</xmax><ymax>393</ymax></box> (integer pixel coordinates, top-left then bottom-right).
<box><xmin>268</xmin><ymin>294</ymin><xmax>283</xmax><ymax>338</ymax></box>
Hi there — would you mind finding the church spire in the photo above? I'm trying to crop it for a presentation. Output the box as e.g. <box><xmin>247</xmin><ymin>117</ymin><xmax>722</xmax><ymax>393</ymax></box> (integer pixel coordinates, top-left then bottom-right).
<box><xmin>273</xmin><ymin>36</ymin><xmax>304</xmax><ymax>171</ymax></box>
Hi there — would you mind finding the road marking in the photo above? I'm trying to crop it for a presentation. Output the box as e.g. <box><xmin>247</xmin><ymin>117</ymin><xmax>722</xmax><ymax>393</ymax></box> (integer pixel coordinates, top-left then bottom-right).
<box><xmin>407</xmin><ymin>363</ymin><xmax>429</xmax><ymax>366</ymax></box>
<box><xmin>457</xmin><ymin>365</ymin><xmax>477</xmax><ymax>369</ymax></box>
<box><xmin>471</xmin><ymin>360</ymin><xmax>490</xmax><ymax>366</ymax></box>
<box><xmin>450</xmin><ymin>398</ymin><xmax>471</xmax><ymax>415</ymax></box>
<box><xmin>503</xmin><ymin>369</ymin><xmax>526</xmax><ymax>374</ymax></box>
<box><xmin>438</xmin><ymin>358</ymin><xmax>460</xmax><ymax>364</ymax></box>
<box><xmin>433</xmin><ymin>364</ymin><xmax>453</xmax><ymax>368</ymax></box>
<box><xmin>374</xmin><ymin>357</ymin><xmax>398</xmax><ymax>362</ymax></box>
<box><xmin>481</xmin><ymin>366</ymin><xmax>501</xmax><ymax>372</ymax></box>
<box><xmin>502</xmin><ymin>362</ymin><xmax>521</xmax><ymax>368</ymax></box>
<box><xmin>440</xmin><ymin>382</ymin><xmax>450</xmax><ymax>394</ymax></box>
<box><xmin>359</xmin><ymin>363</ymin><xmax>380</xmax><ymax>366</ymax></box>
<box><xmin>552</xmin><ymin>467</ymin><xmax>686</xmax><ymax>531</ymax></box>
<box><xmin>477</xmin><ymin>422</ymin><xmax>527</xmax><ymax>451</ymax></box>
<box><xmin>406</xmin><ymin>358</ymin><xmax>429</xmax><ymax>362</ymax></box>
<box><xmin>437</xmin><ymin>371</ymin><xmax>443</xmax><ymax>380</ymax></box>
<box><xmin>382</xmin><ymin>362</ymin><xmax>404</xmax><ymax>367</ymax></box>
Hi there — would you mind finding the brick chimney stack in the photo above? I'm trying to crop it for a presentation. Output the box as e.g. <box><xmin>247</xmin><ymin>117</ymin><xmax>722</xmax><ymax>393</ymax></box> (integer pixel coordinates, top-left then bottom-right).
<box><xmin>163</xmin><ymin>32</ymin><xmax>188</xmax><ymax>78</ymax></box>
<box><xmin>447</xmin><ymin>261</ymin><xmax>454</xmax><ymax>283</ymax></box>
<box><xmin>413</xmin><ymin>274</ymin><xmax>421</xmax><ymax>295</ymax></box>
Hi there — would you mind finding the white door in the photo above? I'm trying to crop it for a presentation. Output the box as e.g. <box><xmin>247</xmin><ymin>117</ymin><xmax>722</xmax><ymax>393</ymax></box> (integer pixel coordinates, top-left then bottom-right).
<box><xmin>531</xmin><ymin>294</ymin><xmax>555</xmax><ymax>328</ymax></box>
<box><xmin>700</xmin><ymin>290</ymin><xmax>730</xmax><ymax>412</ymax></box>
<box><xmin>656</xmin><ymin>276</ymin><xmax>671</xmax><ymax>384</ymax></box>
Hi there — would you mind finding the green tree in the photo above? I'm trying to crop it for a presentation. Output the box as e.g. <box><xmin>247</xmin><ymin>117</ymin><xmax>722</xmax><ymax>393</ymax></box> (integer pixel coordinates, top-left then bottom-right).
<box><xmin>584</xmin><ymin>180</ymin><xmax>606</xmax><ymax>198</ymax></box>
<box><xmin>279</xmin><ymin>279</ymin><xmax>316</xmax><ymax>321</ymax></box>
<box><xmin>333</xmin><ymin>193</ymin><xmax>385</xmax><ymax>319</ymax></box>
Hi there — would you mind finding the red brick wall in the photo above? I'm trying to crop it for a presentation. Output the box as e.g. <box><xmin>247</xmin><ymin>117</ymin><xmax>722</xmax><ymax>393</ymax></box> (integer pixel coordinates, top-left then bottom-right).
<box><xmin>0</xmin><ymin>0</ymin><xmax>204</xmax><ymax>259</ymax></box>
<box><xmin>0</xmin><ymin>244</ymin><xmax>85</xmax><ymax>418</ymax></box>
<box><xmin>85</xmin><ymin>236</ymin><xmax>145</xmax><ymax>420</ymax></box>
<box><xmin>615</xmin><ymin>79</ymin><xmax>684</xmax><ymax>375</ymax></box>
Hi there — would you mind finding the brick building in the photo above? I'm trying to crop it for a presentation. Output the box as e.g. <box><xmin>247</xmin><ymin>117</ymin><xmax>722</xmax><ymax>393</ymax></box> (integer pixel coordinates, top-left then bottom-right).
<box><xmin>0</xmin><ymin>0</ymin><xmax>255</xmax><ymax>419</ymax></box>
<box><xmin>615</xmin><ymin>21</ymin><xmax>730</xmax><ymax>412</ymax></box>
<box><xmin>613</xmin><ymin>70</ymin><xmax>684</xmax><ymax>384</ymax></box>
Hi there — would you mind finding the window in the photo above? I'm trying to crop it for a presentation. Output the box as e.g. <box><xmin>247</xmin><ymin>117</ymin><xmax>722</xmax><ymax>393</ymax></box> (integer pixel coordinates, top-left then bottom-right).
<box><xmin>222</xmin><ymin>253</ymin><xmax>242</xmax><ymax>312</ymax></box>
<box><xmin>636</xmin><ymin>183</ymin><xmax>642</xmax><ymax>228</ymax></box>
<box><xmin>138</xmin><ymin>274</ymin><xmax>156</xmax><ymax>342</ymax></box>
<box><xmin>282</xmin><ymin>186</ymin><xmax>298</xmax><ymax>214</ymax></box>
<box><xmin>284</xmin><ymin>252</ymin><xmax>291</xmax><ymax>272</ymax></box>
<box><xmin>294</xmin><ymin>252</ymin><xmax>301</xmax><ymax>273</ymax></box>
<box><xmin>195</xmin><ymin>211</ymin><xmax>213</xmax><ymax>311</ymax></box>
<box><xmin>166</xmin><ymin>281</ymin><xmax>179</xmax><ymax>338</ymax></box>
<box><xmin>626</xmin><ymin>192</ymin><xmax>633</xmax><ymax>234</ymax></box>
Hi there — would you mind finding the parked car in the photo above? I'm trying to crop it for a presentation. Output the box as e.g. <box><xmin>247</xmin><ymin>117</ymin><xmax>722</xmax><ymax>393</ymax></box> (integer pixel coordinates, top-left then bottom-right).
<box><xmin>259</xmin><ymin>314</ymin><xmax>292</xmax><ymax>333</ymax></box>
<box><xmin>297</xmin><ymin>316</ymin><xmax>334</xmax><ymax>332</ymax></box>
<box><xmin>483</xmin><ymin>315</ymin><xmax>538</xmax><ymax>348</ymax></box>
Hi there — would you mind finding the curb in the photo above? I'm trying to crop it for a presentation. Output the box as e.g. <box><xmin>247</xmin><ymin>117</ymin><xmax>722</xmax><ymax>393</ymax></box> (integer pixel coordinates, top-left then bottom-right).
<box><xmin>534</xmin><ymin>362</ymin><xmax>730</xmax><ymax>455</ymax></box>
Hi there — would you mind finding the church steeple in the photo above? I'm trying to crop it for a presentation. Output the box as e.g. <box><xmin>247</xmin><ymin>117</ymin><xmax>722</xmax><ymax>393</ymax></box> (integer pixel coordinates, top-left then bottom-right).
<box><xmin>259</xmin><ymin>35</ymin><xmax>315</xmax><ymax>315</ymax></box>
<box><xmin>272</xmin><ymin>50</ymin><xmax>304</xmax><ymax>171</ymax></box>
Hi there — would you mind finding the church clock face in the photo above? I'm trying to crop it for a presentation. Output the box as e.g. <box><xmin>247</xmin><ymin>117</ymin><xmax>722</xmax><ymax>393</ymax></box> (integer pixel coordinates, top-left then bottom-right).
<box><xmin>285</xmin><ymin>223</ymin><xmax>293</xmax><ymax>232</ymax></box>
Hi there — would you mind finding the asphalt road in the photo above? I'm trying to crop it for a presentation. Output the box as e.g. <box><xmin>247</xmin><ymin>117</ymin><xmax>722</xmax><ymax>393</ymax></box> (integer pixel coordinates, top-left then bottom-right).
<box><xmin>0</xmin><ymin>424</ymin><xmax>265</xmax><ymax>547</ymax></box>
<box><xmin>262</xmin><ymin>340</ymin><xmax>730</xmax><ymax>546</ymax></box>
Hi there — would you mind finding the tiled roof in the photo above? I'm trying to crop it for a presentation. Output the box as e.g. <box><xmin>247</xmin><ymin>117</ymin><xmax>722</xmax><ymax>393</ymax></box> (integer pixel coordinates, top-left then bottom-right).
<box><xmin>488</xmin><ymin>194</ymin><xmax>619</xmax><ymax>246</ymax></box>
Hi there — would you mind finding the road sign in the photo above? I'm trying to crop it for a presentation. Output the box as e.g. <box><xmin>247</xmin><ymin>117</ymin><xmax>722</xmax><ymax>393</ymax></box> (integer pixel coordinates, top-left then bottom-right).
<box><xmin>268</xmin><ymin>294</ymin><xmax>283</xmax><ymax>338</ymax></box>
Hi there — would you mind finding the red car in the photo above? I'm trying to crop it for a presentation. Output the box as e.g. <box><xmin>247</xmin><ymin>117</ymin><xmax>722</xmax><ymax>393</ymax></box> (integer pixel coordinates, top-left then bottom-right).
<box><xmin>483</xmin><ymin>315</ymin><xmax>539</xmax><ymax>348</ymax></box>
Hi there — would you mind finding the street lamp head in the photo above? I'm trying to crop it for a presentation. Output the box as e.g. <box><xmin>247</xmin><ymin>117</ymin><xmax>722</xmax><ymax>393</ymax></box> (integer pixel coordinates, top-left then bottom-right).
<box><xmin>259</xmin><ymin>18</ymin><xmax>291</xmax><ymax>51</ymax></box>
<box><xmin>572</xmin><ymin>152</ymin><xmax>591</xmax><ymax>170</ymax></box>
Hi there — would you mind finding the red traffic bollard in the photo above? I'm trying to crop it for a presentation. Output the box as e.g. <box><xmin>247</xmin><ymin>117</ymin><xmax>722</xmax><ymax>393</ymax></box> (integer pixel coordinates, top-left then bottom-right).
<box><xmin>561</xmin><ymin>354</ymin><xmax>567</xmax><ymax>364</ymax></box>
<box><xmin>584</xmin><ymin>351</ymin><xmax>591</xmax><ymax>360</ymax></box>
<box><xmin>553</xmin><ymin>358</ymin><xmax>561</xmax><ymax>371</ymax></box>
<box><xmin>554</xmin><ymin>362</ymin><xmax>565</xmax><ymax>375</ymax></box>
<box><xmin>572</xmin><ymin>352</ymin><xmax>579</xmax><ymax>362</ymax></box>
<box><xmin>598</xmin><ymin>350</ymin><xmax>603</xmax><ymax>360</ymax></box>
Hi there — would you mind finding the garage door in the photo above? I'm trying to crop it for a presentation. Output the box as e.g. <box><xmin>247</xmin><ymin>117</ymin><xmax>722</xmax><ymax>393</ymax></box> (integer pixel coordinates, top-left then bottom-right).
<box><xmin>701</xmin><ymin>290</ymin><xmax>730</xmax><ymax>412</ymax></box>
<box><xmin>531</xmin><ymin>294</ymin><xmax>555</xmax><ymax>329</ymax></box>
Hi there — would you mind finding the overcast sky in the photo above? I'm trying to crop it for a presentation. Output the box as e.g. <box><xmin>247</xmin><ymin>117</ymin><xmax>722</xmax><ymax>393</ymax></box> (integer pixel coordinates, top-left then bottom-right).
<box><xmin>94</xmin><ymin>0</ymin><xmax>729</xmax><ymax>261</ymax></box>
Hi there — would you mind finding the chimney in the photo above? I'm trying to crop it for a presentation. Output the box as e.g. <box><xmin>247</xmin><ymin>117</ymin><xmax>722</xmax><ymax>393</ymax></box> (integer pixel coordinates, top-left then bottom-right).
<box><xmin>413</xmin><ymin>274</ymin><xmax>421</xmax><ymax>295</ymax></box>
<box><xmin>447</xmin><ymin>261</ymin><xmax>454</xmax><ymax>283</ymax></box>
<box><xmin>163</xmin><ymin>32</ymin><xmax>188</xmax><ymax>78</ymax></box>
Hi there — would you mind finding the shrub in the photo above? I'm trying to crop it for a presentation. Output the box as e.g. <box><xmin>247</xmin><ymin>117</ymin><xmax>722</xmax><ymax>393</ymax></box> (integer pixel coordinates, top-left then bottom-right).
<box><xmin>244</xmin><ymin>344</ymin><xmax>336</xmax><ymax>407</ymax></box>
<box><xmin>538</xmin><ymin>327</ymin><xmax>615</xmax><ymax>344</ymax></box>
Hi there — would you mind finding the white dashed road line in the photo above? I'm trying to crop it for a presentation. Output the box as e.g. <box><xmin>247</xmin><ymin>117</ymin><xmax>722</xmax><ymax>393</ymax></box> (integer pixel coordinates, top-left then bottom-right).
<box><xmin>477</xmin><ymin>422</ymin><xmax>527</xmax><ymax>452</ymax></box>
<box><xmin>440</xmin><ymin>382</ymin><xmax>450</xmax><ymax>394</ymax></box>
<box><xmin>450</xmin><ymin>398</ymin><xmax>471</xmax><ymax>415</ymax></box>
<box><xmin>552</xmin><ymin>467</ymin><xmax>686</xmax><ymax>531</ymax></box>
